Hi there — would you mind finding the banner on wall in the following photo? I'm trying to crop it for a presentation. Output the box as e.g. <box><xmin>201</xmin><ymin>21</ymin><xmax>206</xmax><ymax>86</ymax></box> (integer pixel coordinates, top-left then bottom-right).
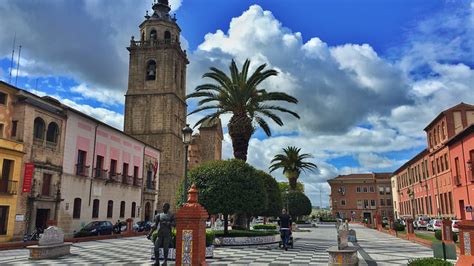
<box><xmin>22</xmin><ymin>163</ymin><xmax>34</xmax><ymax>193</ymax></box>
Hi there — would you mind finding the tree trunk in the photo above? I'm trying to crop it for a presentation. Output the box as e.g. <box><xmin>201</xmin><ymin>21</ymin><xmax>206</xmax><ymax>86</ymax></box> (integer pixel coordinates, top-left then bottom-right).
<box><xmin>228</xmin><ymin>113</ymin><xmax>254</xmax><ymax>161</ymax></box>
<box><xmin>224</xmin><ymin>213</ymin><xmax>229</xmax><ymax>235</ymax></box>
<box><xmin>289</xmin><ymin>176</ymin><xmax>297</xmax><ymax>190</ymax></box>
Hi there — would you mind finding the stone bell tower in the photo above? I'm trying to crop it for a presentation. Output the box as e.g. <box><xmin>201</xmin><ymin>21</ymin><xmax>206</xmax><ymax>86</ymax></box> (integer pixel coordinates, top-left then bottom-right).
<box><xmin>124</xmin><ymin>0</ymin><xmax>188</xmax><ymax>210</ymax></box>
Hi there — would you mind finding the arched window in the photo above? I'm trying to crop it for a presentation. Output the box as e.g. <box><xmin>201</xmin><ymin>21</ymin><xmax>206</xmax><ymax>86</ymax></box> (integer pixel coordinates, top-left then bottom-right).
<box><xmin>150</xmin><ymin>29</ymin><xmax>157</xmax><ymax>40</ymax></box>
<box><xmin>46</xmin><ymin>122</ymin><xmax>59</xmax><ymax>143</ymax></box>
<box><xmin>120</xmin><ymin>201</ymin><xmax>125</xmax><ymax>218</ymax></box>
<box><xmin>164</xmin><ymin>31</ymin><xmax>171</xmax><ymax>43</ymax></box>
<box><xmin>33</xmin><ymin>117</ymin><xmax>45</xmax><ymax>140</ymax></box>
<box><xmin>131</xmin><ymin>202</ymin><xmax>136</xmax><ymax>218</ymax></box>
<box><xmin>92</xmin><ymin>199</ymin><xmax>100</xmax><ymax>218</ymax></box>
<box><xmin>73</xmin><ymin>198</ymin><xmax>81</xmax><ymax>219</ymax></box>
<box><xmin>146</xmin><ymin>60</ymin><xmax>157</xmax><ymax>81</ymax></box>
<box><xmin>107</xmin><ymin>200</ymin><xmax>113</xmax><ymax>218</ymax></box>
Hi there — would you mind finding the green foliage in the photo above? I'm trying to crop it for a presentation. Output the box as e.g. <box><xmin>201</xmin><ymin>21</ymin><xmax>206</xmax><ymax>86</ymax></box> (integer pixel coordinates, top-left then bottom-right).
<box><xmin>434</xmin><ymin>230</ymin><xmax>458</xmax><ymax>242</ymax></box>
<box><xmin>394</xmin><ymin>222</ymin><xmax>405</xmax><ymax>231</ymax></box>
<box><xmin>213</xmin><ymin>230</ymin><xmax>279</xmax><ymax>237</ymax></box>
<box><xmin>182</xmin><ymin>159</ymin><xmax>267</xmax><ymax>218</ymax></box>
<box><xmin>320</xmin><ymin>217</ymin><xmax>337</xmax><ymax>222</ymax></box>
<box><xmin>206</xmin><ymin>230</ymin><xmax>216</xmax><ymax>246</ymax></box>
<box><xmin>255</xmin><ymin>170</ymin><xmax>282</xmax><ymax>217</ymax></box>
<box><xmin>408</xmin><ymin>258</ymin><xmax>453</xmax><ymax>266</ymax></box>
<box><xmin>270</xmin><ymin>146</ymin><xmax>317</xmax><ymax>190</ymax></box>
<box><xmin>279</xmin><ymin>182</ymin><xmax>305</xmax><ymax>193</ymax></box>
<box><xmin>282</xmin><ymin>191</ymin><xmax>312</xmax><ymax>218</ymax></box>
<box><xmin>253</xmin><ymin>224</ymin><xmax>277</xmax><ymax>230</ymax></box>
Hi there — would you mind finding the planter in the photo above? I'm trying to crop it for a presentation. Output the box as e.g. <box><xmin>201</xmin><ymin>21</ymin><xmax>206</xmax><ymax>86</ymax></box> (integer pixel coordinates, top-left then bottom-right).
<box><xmin>214</xmin><ymin>235</ymin><xmax>279</xmax><ymax>246</ymax></box>
<box><xmin>151</xmin><ymin>245</ymin><xmax>214</xmax><ymax>260</ymax></box>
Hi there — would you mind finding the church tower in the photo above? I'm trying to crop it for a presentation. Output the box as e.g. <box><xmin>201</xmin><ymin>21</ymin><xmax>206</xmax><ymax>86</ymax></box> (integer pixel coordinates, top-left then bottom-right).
<box><xmin>124</xmin><ymin>0</ymin><xmax>188</xmax><ymax>210</ymax></box>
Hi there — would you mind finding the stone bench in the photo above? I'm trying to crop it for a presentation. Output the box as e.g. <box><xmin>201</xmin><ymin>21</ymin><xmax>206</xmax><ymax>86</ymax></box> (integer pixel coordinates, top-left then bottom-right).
<box><xmin>27</xmin><ymin>242</ymin><xmax>73</xmax><ymax>260</ymax></box>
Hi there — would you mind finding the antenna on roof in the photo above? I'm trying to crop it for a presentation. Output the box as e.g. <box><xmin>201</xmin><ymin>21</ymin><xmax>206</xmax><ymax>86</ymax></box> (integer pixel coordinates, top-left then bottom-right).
<box><xmin>15</xmin><ymin>45</ymin><xmax>22</xmax><ymax>86</ymax></box>
<box><xmin>8</xmin><ymin>33</ymin><xmax>16</xmax><ymax>84</ymax></box>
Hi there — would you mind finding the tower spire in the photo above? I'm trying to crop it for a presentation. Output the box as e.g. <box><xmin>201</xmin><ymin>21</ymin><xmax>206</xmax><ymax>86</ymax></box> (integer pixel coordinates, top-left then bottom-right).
<box><xmin>152</xmin><ymin>0</ymin><xmax>170</xmax><ymax>14</ymax></box>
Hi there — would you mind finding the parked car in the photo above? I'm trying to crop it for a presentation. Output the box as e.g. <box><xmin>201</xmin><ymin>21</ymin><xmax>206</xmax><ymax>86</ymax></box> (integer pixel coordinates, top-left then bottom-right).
<box><xmin>396</xmin><ymin>219</ymin><xmax>406</xmax><ymax>226</ymax></box>
<box><xmin>427</xmin><ymin>219</ymin><xmax>442</xmax><ymax>231</ymax></box>
<box><xmin>452</xmin><ymin>220</ymin><xmax>460</xmax><ymax>233</ymax></box>
<box><xmin>414</xmin><ymin>217</ymin><xmax>430</xmax><ymax>230</ymax></box>
<box><xmin>133</xmin><ymin>221</ymin><xmax>152</xmax><ymax>232</ymax></box>
<box><xmin>74</xmin><ymin>221</ymin><xmax>113</xmax><ymax>237</ymax></box>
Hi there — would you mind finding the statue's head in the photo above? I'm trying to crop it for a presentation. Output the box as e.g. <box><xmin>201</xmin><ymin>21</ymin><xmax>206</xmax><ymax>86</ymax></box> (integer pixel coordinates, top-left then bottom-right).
<box><xmin>163</xmin><ymin>203</ymin><xmax>170</xmax><ymax>213</ymax></box>
<box><xmin>282</xmin><ymin>208</ymin><xmax>287</xmax><ymax>214</ymax></box>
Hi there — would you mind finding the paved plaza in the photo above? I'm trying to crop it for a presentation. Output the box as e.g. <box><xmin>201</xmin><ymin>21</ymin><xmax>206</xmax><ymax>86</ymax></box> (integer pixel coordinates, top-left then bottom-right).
<box><xmin>0</xmin><ymin>224</ymin><xmax>435</xmax><ymax>265</ymax></box>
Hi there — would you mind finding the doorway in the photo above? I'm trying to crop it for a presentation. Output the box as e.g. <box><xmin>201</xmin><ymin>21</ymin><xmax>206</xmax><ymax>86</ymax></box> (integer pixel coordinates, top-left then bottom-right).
<box><xmin>460</xmin><ymin>200</ymin><xmax>466</xmax><ymax>220</ymax></box>
<box><xmin>35</xmin><ymin>209</ymin><xmax>50</xmax><ymax>231</ymax></box>
<box><xmin>363</xmin><ymin>212</ymin><xmax>372</xmax><ymax>223</ymax></box>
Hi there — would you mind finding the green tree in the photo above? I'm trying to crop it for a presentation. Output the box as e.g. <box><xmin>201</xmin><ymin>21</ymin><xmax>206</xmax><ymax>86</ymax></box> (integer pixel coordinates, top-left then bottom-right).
<box><xmin>187</xmin><ymin>59</ymin><xmax>299</xmax><ymax>161</ymax></box>
<box><xmin>282</xmin><ymin>191</ymin><xmax>312</xmax><ymax>219</ymax></box>
<box><xmin>183</xmin><ymin>159</ymin><xmax>267</xmax><ymax>234</ymax></box>
<box><xmin>278</xmin><ymin>181</ymin><xmax>305</xmax><ymax>194</ymax></box>
<box><xmin>269</xmin><ymin>146</ymin><xmax>318</xmax><ymax>190</ymax></box>
<box><xmin>256</xmin><ymin>170</ymin><xmax>282</xmax><ymax>218</ymax></box>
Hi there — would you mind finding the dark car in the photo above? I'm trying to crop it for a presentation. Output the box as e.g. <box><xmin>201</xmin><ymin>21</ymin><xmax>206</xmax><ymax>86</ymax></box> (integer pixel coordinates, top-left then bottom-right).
<box><xmin>74</xmin><ymin>221</ymin><xmax>113</xmax><ymax>237</ymax></box>
<box><xmin>133</xmin><ymin>221</ymin><xmax>152</xmax><ymax>232</ymax></box>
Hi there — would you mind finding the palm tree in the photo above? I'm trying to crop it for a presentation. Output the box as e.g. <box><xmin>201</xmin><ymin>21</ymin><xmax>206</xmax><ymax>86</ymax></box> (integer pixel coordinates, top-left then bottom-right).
<box><xmin>269</xmin><ymin>146</ymin><xmax>318</xmax><ymax>190</ymax></box>
<box><xmin>187</xmin><ymin>59</ymin><xmax>300</xmax><ymax>161</ymax></box>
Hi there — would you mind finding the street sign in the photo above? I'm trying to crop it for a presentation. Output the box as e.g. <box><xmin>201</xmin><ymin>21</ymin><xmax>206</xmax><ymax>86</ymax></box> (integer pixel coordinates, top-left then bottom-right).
<box><xmin>466</xmin><ymin>206</ymin><xmax>473</xmax><ymax>212</ymax></box>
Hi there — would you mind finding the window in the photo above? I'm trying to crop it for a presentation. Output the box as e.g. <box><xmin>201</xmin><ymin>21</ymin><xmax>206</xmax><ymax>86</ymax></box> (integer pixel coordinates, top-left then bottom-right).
<box><xmin>133</xmin><ymin>166</ymin><xmax>139</xmax><ymax>183</ymax></box>
<box><xmin>122</xmin><ymin>163</ymin><xmax>129</xmax><ymax>177</ymax></box>
<box><xmin>0</xmin><ymin>123</ymin><xmax>3</xmax><ymax>138</ymax></box>
<box><xmin>110</xmin><ymin>159</ymin><xmax>117</xmax><ymax>176</ymax></box>
<box><xmin>73</xmin><ymin>198</ymin><xmax>81</xmax><ymax>219</ymax></box>
<box><xmin>455</xmin><ymin>157</ymin><xmax>461</xmax><ymax>180</ymax></box>
<box><xmin>370</xmin><ymin>199</ymin><xmax>376</xmax><ymax>207</ymax></box>
<box><xmin>387</xmin><ymin>199</ymin><xmax>392</xmax><ymax>206</ymax></box>
<box><xmin>341</xmin><ymin>199</ymin><xmax>346</xmax><ymax>206</ymax></box>
<box><xmin>357</xmin><ymin>200</ymin><xmax>363</xmax><ymax>209</ymax></box>
<box><xmin>379</xmin><ymin>187</ymin><xmax>384</xmax><ymax>195</ymax></box>
<box><xmin>441</xmin><ymin>121</ymin><xmax>446</xmax><ymax>140</ymax></box>
<box><xmin>33</xmin><ymin>117</ymin><xmax>45</xmax><ymax>140</ymax></box>
<box><xmin>437</xmin><ymin>158</ymin><xmax>440</xmax><ymax>173</ymax></box>
<box><xmin>147</xmin><ymin>170</ymin><xmax>153</xmax><ymax>189</ymax></box>
<box><xmin>92</xmin><ymin>199</ymin><xmax>100</xmax><ymax>218</ymax></box>
<box><xmin>448</xmin><ymin>192</ymin><xmax>453</xmax><ymax>214</ymax></box>
<box><xmin>146</xmin><ymin>60</ymin><xmax>157</xmax><ymax>80</ymax></box>
<box><xmin>150</xmin><ymin>29</ymin><xmax>157</xmax><ymax>40</ymax></box>
<box><xmin>470</xmin><ymin>150</ymin><xmax>474</xmax><ymax>176</ymax></box>
<box><xmin>356</xmin><ymin>186</ymin><xmax>361</xmax><ymax>193</ymax></box>
<box><xmin>432</xmin><ymin>161</ymin><xmax>436</xmax><ymax>175</ymax></box>
<box><xmin>11</xmin><ymin>121</ymin><xmax>17</xmax><ymax>137</ymax></box>
<box><xmin>363</xmin><ymin>187</ymin><xmax>368</xmax><ymax>193</ymax></box>
<box><xmin>76</xmin><ymin>150</ymin><xmax>87</xmax><ymax>176</ymax></box>
<box><xmin>164</xmin><ymin>30</ymin><xmax>171</xmax><ymax>42</ymax></box>
<box><xmin>385</xmin><ymin>187</ymin><xmax>391</xmax><ymax>194</ymax></box>
<box><xmin>95</xmin><ymin>155</ymin><xmax>104</xmax><ymax>177</ymax></box>
<box><xmin>0</xmin><ymin>206</ymin><xmax>9</xmax><ymax>235</ymax></box>
<box><xmin>131</xmin><ymin>202</ymin><xmax>136</xmax><ymax>218</ymax></box>
<box><xmin>1</xmin><ymin>159</ymin><xmax>13</xmax><ymax>193</ymax></box>
<box><xmin>380</xmin><ymin>199</ymin><xmax>385</xmax><ymax>206</ymax></box>
<box><xmin>107</xmin><ymin>200</ymin><xmax>113</xmax><ymax>218</ymax></box>
<box><xmin>0</xmin><ymin>92</ymin><xmax>6</xmax><ymax>105</ymax></box>
<box><xmin>444</xmin><ymin>154</ymin><xmax>449</xmax><ymax>170</ymax></box>
<box><xmin>42</xmin><ymin>173</ymin><xmax>52</xmax><ymax>196</ymax></box>
<box><xmin>369</xmin><ymin>186</ymin><xmax>375</xmax><ymax>193</ymax></box>
<box><xmin>120</xmin><ymin>201</ymin><xmax>125</xmax><ymax>218</ymax></box>
<box><xmin>364</xmin><ymin>200</ymin><xmax>369</xmax><ymax>209</ymax></box>
<box><xmin>46</xmin><ymin>122</ymin><xmax>59</xmax><ymax>143</ymax></box>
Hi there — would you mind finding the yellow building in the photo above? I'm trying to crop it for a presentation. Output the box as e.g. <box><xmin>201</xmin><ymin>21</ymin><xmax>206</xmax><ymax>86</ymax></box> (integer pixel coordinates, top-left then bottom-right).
<box><xmin>0</xmin><ymin>138</ymin><xmax>24</xmax><ymax>242</ymax></box>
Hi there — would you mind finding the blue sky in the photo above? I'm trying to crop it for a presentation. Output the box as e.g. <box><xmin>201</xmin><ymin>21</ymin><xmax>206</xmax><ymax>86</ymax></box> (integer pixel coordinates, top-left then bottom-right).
<box><xmin>1</xmin><ymin>0</ymin><xmax>473</xmax><ymax>207</ymax></box>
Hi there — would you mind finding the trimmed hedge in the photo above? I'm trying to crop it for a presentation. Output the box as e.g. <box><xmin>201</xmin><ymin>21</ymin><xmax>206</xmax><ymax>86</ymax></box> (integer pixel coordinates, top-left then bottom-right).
<box><xmin>435</xmin><ymin>230</ymin><xmax>458</xmax><ymax>242</ymax></box>
<box><xmin>213</xmin><ymin>230</ymin><xmax>279</xmax><ymax>237</ymax></box>
<box><xmin>394</xmin><ymin>222</ymin><xmax>405</xmax><ymax>232</ymax></box>
<box><xmin>253</xmin><ymin>224</ymin><xmax>277</xmax><ymax>230</ymax></box>
<box><xmin>408</xmin><ymin>258</ymin><xmax>453</xmax><ymax>266</ymax></box>
<box><xmin>320</xmin><ymin>217</ymin><xmax>337</xmax><ymax>222</ymax></box>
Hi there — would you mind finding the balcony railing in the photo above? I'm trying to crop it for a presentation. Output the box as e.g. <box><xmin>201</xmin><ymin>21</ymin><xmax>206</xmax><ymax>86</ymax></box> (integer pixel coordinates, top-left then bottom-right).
<box><xmin>129</xmin><ymin>39</ymin><xmax>181</xmax><ymax>49</ymax></box>
<box><xmin>109</xmin><ymin>172</ymin><xmax>122</xmax><ymax>183</ymax></box>
<box><xmin>94</xmin><ymin>168</ymin><xmax>108</xmax><ymax>180</ymax></box>
<box><xmin>122</xmin><ymin>175</ymin><xmax>134</xmax><ymax>185</ymax></box>
<box><xmin>75</xmin><ymin>164</ymin><xmax>90</xmax><ymax>177</ymax></box>
<box><xmin>0</xmin><ymin>180</ymin><xmax>18</xmax><ymax>195</ymax></box>
<box><xmin>133</xmin><ymin>178</ymin><xmax>143</xmax><ymax>187</ymax></box>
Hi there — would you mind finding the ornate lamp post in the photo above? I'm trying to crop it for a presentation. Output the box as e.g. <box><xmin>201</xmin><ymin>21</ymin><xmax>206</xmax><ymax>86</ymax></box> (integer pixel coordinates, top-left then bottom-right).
<box><xmin>181</xmin><ymin>124</ymin><xmax>193</xmax><ymax>205</ymax></box>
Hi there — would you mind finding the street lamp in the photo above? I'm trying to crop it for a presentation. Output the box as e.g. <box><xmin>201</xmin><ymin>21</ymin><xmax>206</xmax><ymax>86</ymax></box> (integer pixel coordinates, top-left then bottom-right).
<box><xmin>181</xmin><ymin>124</ymin><xmax>193</xmax><ymax>205</ymax></box>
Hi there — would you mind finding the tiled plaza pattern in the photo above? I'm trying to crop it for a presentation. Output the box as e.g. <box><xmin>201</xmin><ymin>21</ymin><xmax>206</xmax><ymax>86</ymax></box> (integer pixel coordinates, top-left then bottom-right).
<box><xmin>0</xmin><ymin>224</ymin><xmax>436</xmax><ymax>265</ymax></box>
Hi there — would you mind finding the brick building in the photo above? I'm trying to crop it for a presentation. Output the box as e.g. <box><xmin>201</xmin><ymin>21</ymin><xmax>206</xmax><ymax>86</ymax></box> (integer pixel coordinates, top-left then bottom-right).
<box><xmin>394</xmin><ymin>103</ymin><xmax>474</xmax><ymax>220</ymax></box>
<box><xmin>328</xmin><ymin>173</ymin><xmax>393</xmax><ymax>222</ymax></box>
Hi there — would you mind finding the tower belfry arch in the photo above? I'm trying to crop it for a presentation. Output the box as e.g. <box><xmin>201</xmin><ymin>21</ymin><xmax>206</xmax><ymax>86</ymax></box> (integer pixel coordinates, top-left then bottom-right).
<box><xmin>124</xmin><ymin>0</ymin><xmax>188</xmax><ymax>210</ymax></box>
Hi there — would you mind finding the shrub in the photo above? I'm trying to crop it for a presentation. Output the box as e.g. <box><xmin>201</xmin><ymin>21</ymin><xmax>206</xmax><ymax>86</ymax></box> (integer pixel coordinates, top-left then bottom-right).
<box><xmin>282</xmin><ymin>191</ymin><xmax>312</xmax><ymax>218</ymax></box>
<box><xmin>213</xmin><ymin>230</ymin><xmax>279</xmax><ymax>238</ymax></box>
<box><xmin>320</xmin><ymin>217</ymin><xmax>337</xmax><ymax>222</ymax></box>
<box><xmin>408</xmin><ymin>258</ymin><xmax>453</xmax><ymax>266</ymax></box>
<box><xmin>434</xmin><ymin>230</ymin><xmax>458</xmax><ymax>242</ymax></box>
<box><xmin>394</xmin><ymin>222</ymin><xmax>405</xmax><ymax>231</ymax></box>
<box><xmin>256</xmin><ymin>171</ymin><xmax>283</xmax><ymax>217</ymax></box>
<box><xmin>253</xmin><ymin>224</ymin><xmax>277</xmax><ymax>230</ymax></box>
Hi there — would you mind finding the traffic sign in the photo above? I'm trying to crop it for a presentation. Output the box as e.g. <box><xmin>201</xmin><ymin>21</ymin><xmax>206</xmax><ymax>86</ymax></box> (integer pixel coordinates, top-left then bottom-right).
<box><xmin>466</xmin><ymin>206</ymin><xmax>473</xmax><ymax>212</ymax></box>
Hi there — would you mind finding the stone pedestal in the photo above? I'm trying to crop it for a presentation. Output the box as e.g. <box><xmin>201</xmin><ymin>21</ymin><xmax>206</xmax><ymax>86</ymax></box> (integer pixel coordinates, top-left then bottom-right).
<box><xmin>327</xmin><ymin>246</ymin><xmax>359</xmax><ymax>266</ymax></box>
<box><xmin>442</xmin><ymin>219</ymin><xmax>454</xmax><ymax>243</ymax></box>
<box><xmin>27</xmin><ymin>226</ymin><xmax>72</xmax><ymax>260</ymax></box>
<box><xmin>175</xmin><ymin>184</ymin><xmax>209</xmax><ymax>266</ymax></box>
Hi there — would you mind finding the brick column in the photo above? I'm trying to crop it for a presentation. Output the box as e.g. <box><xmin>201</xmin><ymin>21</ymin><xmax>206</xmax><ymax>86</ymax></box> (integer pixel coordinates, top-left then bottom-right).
<box><xmin>441</xmin><ymin>219</ymin><xmax>453</xmax><ymax>243</ymax></box>
<box><xmin>457</xmin><ymin>220</ymin><xmax>474</xmax><ymax>265</ymax></box>
<box><xmin>376</xmin><ymin>215</ymin><xmax>382</xmax><ymax>231</ymax></box>
<box><xmin>176</xmin><ymin>184</ymin><xmax>209</xmax><ymax>266</ymax></box>
<box><xmin>406</xmin><ymin>219</ymin><xmax>414</xmax><ymax>239</ymax></box>
<box><xmin>125</xmin><ymin>218</ymin><xmax>134</xmax><ymax>235</ymax></box>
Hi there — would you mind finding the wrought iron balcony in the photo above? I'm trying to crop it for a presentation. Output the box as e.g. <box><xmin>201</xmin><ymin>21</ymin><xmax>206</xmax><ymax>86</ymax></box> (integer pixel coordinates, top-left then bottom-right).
<box><xmin>75</xmin><ymin>164</ymin><xmax>90</xmax><ymax>177</ymax></box>
<box><xmin>0</xmin><ymin>180</ymin><xmax>18</xmax><ymax>195</ymax></box>
<box><xmin>93</xmin><ymin>168</ymin><xmax>108</xmax><ymax>180</ymax></box>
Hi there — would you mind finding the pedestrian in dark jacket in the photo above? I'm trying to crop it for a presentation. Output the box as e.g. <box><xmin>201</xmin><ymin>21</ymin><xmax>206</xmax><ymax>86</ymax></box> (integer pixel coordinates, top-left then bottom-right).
<box><xmin>278</xmin><ymin>208</ymin><xmax>292</xmax><ymax>251</ymax></box>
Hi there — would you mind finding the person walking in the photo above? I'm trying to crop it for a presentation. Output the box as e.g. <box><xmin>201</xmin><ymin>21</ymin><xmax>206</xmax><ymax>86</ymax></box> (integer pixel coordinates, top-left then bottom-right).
<box><xmin>278</xmin><ymin>208</ymin><xmax>292</xmax><ymax>251</ymax></box>
<box><xmin>152</xmin><ymin>203</ymin><xmax>176</xmax><ymax>266</ymax></box>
